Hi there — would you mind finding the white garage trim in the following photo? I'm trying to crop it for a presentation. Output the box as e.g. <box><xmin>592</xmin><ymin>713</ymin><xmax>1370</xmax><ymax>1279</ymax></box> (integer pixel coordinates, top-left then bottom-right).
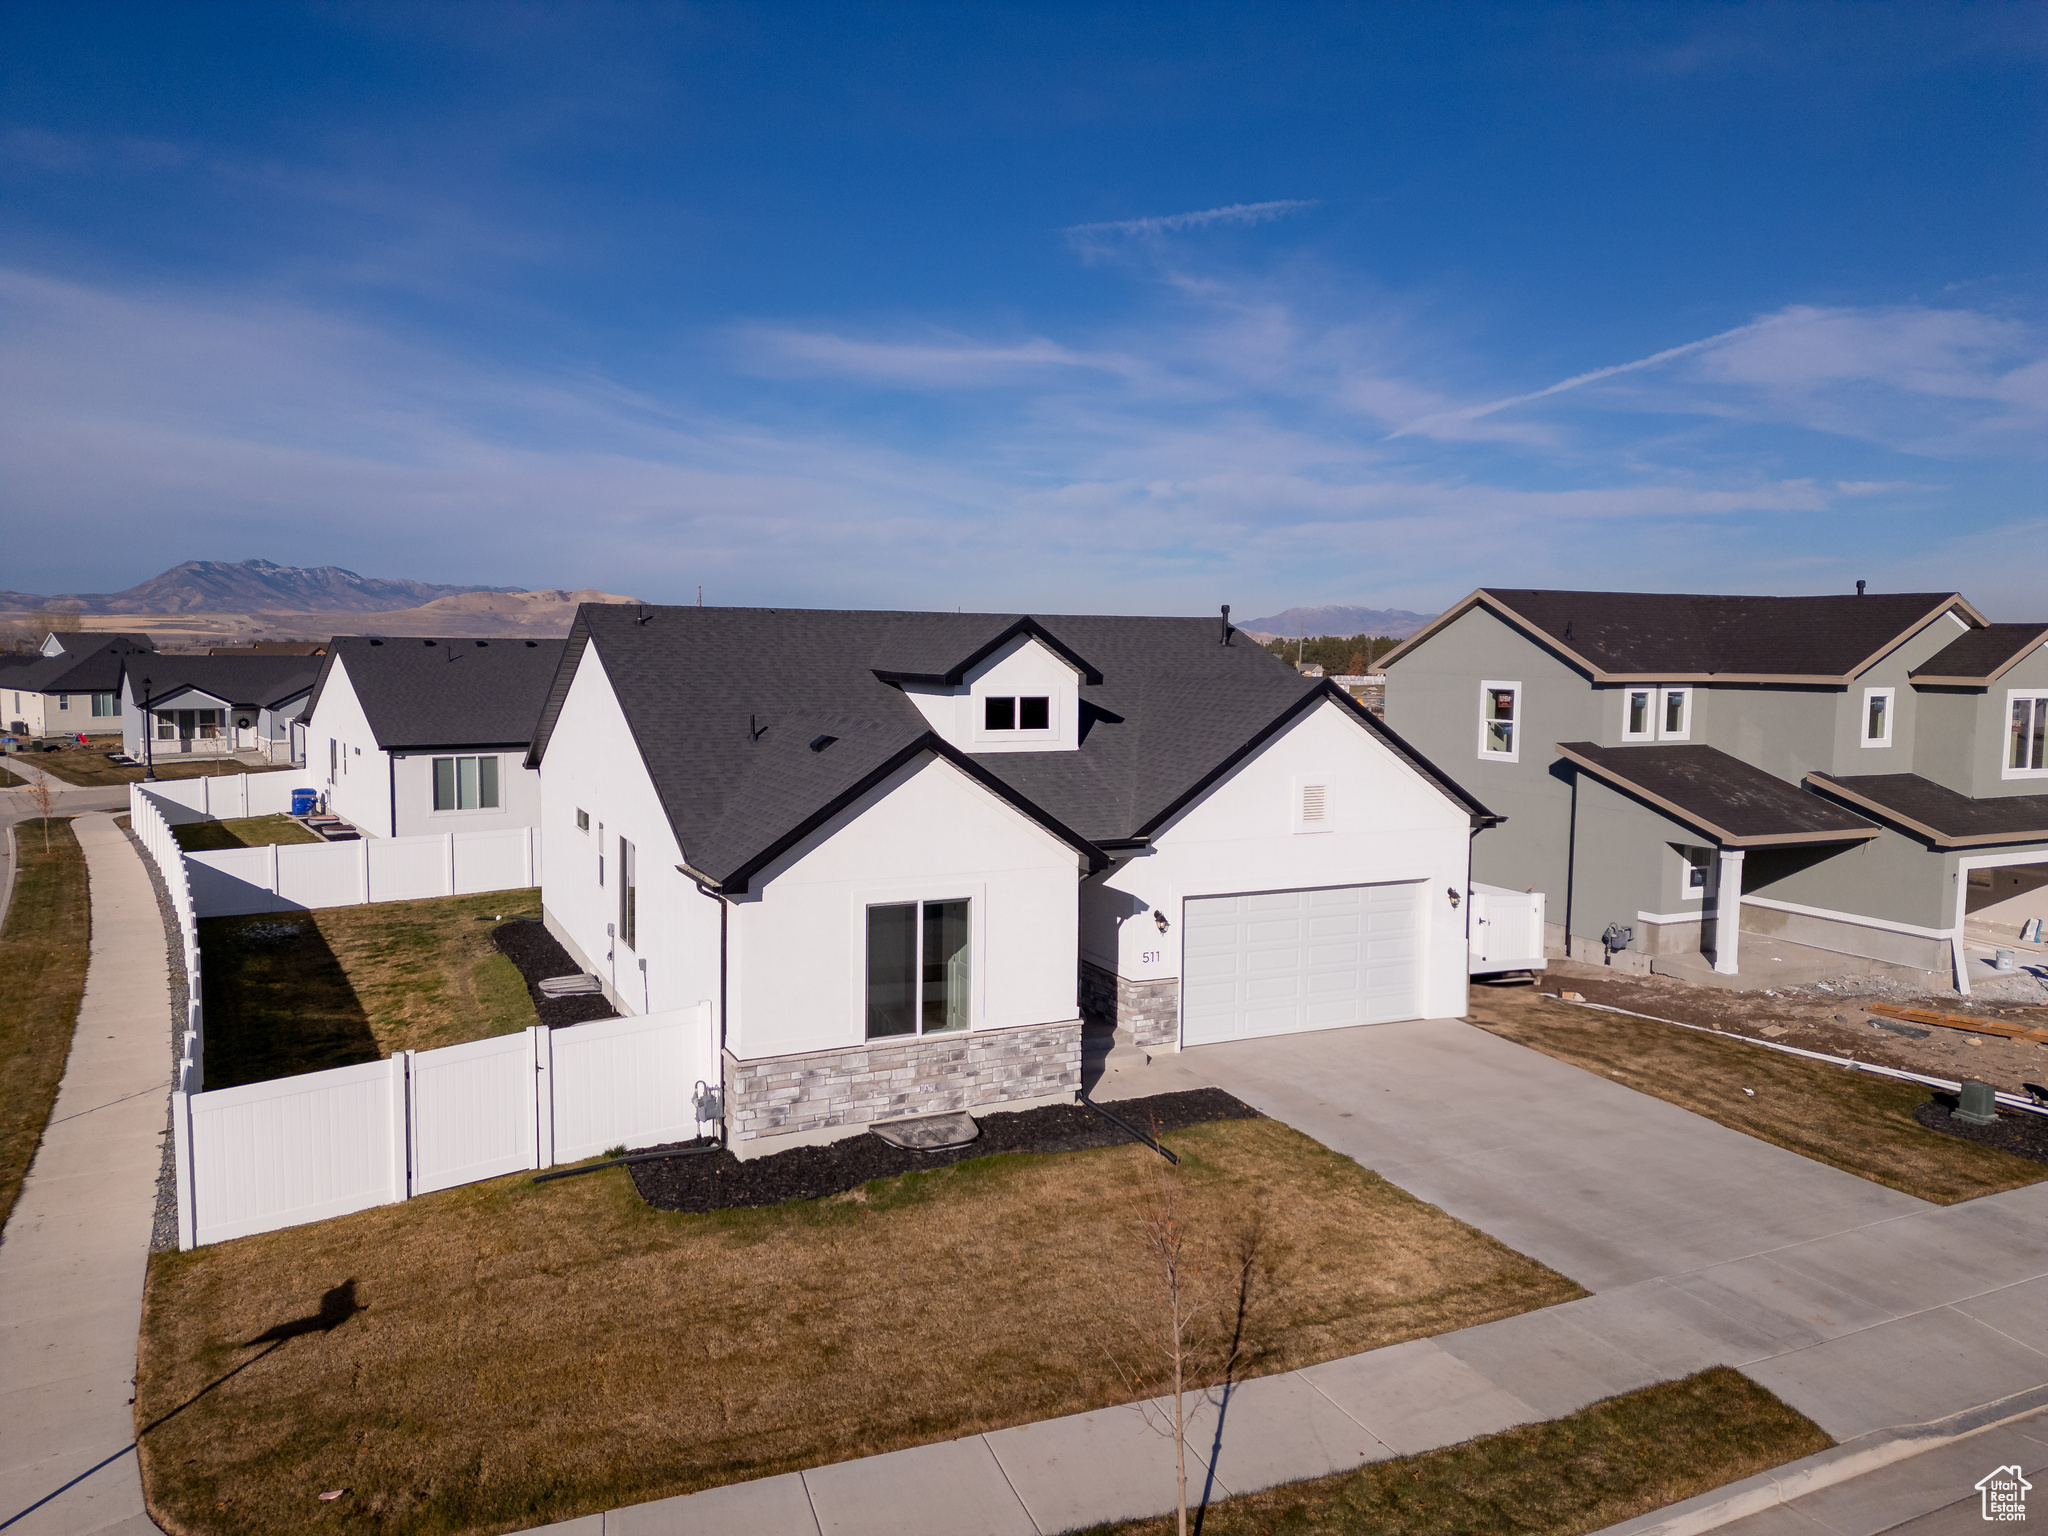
<box><xmin>1180</xmin><ymin>880</ymin><xmax>1426</xmax><ymax>1047</ymax></box>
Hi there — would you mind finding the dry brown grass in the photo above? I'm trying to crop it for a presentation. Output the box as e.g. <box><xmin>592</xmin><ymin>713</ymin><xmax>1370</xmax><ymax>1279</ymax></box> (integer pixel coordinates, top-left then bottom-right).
<box><xmin>136</xmin><ymin>1115</ymin><xmax>1584</xmax><ymax>1536</ymax></box>
<box><xmin>171</xmin><ymin>814</ymin><xmax>322</xmax><ymax>852</ymax></box>
<box><xmin>0</xmin><ymin>818</ymin><xmax>90</xmax><ymax>1232</ymax></box>
<box><xmin>1470</xmin><ymin>985</ymin><xmax>2046</xmax><ymax>1204</ymax></box>
<box><xmin>198</xmin><ymin>891</ymin><xmax>542</xmax><ymax>1089</ymax></box>
<box><xmin>1080</xmin><ymin>1367</ymin><xmax>1831</xmax><ymax>1536</ymax></box>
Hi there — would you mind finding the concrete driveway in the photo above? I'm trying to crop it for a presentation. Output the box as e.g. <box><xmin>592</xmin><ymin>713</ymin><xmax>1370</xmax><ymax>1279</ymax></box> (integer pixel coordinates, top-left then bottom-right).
<box><xmin>1190</xmin><ymin>1019</ymin><xmax>2048</xmax><ymax>1446</ymax></box>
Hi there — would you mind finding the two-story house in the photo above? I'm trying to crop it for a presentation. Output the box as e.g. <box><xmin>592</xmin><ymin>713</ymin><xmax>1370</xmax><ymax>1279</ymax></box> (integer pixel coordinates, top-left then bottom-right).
<box><xmin>1379</xmin><ymin>588</ymin><xmax>2048</xmax><ymax>993</ymax></box>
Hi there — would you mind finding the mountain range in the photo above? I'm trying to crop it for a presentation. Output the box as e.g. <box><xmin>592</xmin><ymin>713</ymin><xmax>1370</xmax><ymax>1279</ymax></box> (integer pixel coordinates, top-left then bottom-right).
<box><xmin>1237</xmin><ymin>604</ymin><xmax>1438</xmax><ymax>640</ymax></box>
<box><xmin>0</xmin><ymin>559</ymin><xmax>530</xmax><ymax>615</ymax></box>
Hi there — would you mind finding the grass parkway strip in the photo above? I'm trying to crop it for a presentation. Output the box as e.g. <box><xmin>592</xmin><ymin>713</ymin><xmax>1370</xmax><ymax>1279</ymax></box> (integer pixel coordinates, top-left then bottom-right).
<box><xmin>0</xmin><ymin>817</ymin><xmax>91</xmax><ymax>1233</ymax></box>
<box><xmin>135</xmin><ymin>1115</ymin><xmax>1584</xmax><ymax>1536</ymax></box>
<box><xmin>1078</xmin><ymin>1368</ymin><xmax>1832</xmax><ymax>1536</ymax></box>
<box><xmin>1467</xmin><ymin>983</ymin><xmax>2045</xmax><ymax>1204</ymax></box>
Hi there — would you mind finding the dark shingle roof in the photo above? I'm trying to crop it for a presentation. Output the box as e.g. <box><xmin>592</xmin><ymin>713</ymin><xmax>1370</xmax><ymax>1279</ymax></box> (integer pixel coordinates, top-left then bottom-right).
<box><xmin>129</xmin><ymin>655</ymin><xmax>323</xmax><ymax>711</ymax></box>
<box><xmin>531</xmin><ymin>605</ymin><xmax>1494</xmax><ymax>890</ymax></box>
<box><xmin>1805</xmin><ymin>774</ymin><xmax>2048</xmax><ymax>848</ymax></box>
<box><xmin>1910</xmin><ymin>623</ymin><xmax>2048</xmax><ymax>685</ymax></box>
<box><xmin>1388</xmin><ymin>589</ymin><xmax>1975</xmax><ymax>681</ymax></box>
<box><xmin>0</xmin><ymin>632</ymin><xmax>157</xmax><ymax>694</ymax></box>
<box><xmin>1557</xmin><ymin>742</ymin><xmax>1880</xmax><ymax>847</ymax></box>
<box><xmin>309</xmin><ymin>636</ymin><xmax>567</xmax><ymax>749</ymax></box>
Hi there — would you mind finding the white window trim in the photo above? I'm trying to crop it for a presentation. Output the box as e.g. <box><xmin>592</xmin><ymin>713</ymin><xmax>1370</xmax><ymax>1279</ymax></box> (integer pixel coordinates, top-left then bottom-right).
<box><xmin>1292</xmin><ymin>773</ymin><xmax>1333</xmax><ymax>834</ymax></box>
<box><xmin>2002</xmin><ymin>689</ymin><xmax>2048</xmax><ymax>780</ymax></box>
<box><xmin>1861</xmin><ymin>686</ymin><xmax>1895</xmax><ymax>749</ymax></box>
<box><xmin>1477</xmin><ymin>680</ymin><xmax>1522</xmax><ymax>763</ymax></box>
<box><xmin>848</xmin><ymin>880</ymin><xmax>987</xmax><ymax>1040</ymax></box>
<box><xmin>1620</xmin><ymin>687</ymin><xmax>1655</xmax><ymax>743</ymax></box>
<box><xmin>1656</xmin><ymin>685</ymin><xmax>1694</xmax><ymax>742</ymax></box>
<box><xmin>1678</xmin><ymin>844</ymin><xmax>1713</xmax><ymax>902</ymax></box>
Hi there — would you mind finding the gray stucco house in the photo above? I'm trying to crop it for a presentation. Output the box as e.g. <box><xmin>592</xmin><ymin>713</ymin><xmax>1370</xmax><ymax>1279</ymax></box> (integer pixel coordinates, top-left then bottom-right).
<box><xmin>1378</xmin><ymin>588</ymin><xmax>2048</xmax><ymax>993</ymax></box>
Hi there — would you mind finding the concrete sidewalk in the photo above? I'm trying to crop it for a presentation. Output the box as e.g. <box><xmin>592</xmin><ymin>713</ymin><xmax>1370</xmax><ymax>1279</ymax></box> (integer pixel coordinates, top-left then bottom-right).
<box><xmin>517</xmin><ymin>1020</ymin><xmax>2048</xmax><ymax>1534</ymax></box>
<box><xmin>0</xmin><ymin>813</ymin><xmax>170</xmax><ymax>1536</ymax></box>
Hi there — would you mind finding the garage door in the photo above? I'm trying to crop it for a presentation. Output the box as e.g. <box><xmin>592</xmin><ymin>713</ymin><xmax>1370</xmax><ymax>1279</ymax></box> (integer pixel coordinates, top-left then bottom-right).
<box><xmin>1181</xmin><ymin>881</ymin><xmax>1424</xmax><ymax>1047</ymax></box>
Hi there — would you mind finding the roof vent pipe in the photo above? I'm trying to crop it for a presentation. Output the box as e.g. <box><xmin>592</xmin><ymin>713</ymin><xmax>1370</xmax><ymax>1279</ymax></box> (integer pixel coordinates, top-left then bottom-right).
<box><xmin>1220</xmin><ymin>604</ymin><xmax>1231</xmax><ymax>645</ymax></box>
<box><xmin>1856</xmin><ymin>580</ymin><xmax>1866</xmax><ymax>596</ymax></box>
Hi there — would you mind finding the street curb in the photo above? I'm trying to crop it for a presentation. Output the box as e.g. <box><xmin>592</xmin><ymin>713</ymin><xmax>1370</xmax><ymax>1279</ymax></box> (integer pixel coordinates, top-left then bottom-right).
<box><xmin>1590</xmin><ymin>1381</ymin><xmax>2048</xmax><ymax>1536</ymax></box>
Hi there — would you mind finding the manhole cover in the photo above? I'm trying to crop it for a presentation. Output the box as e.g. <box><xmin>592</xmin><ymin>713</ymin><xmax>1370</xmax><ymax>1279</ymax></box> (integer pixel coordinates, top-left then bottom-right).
<box><xmin>872</xmin><ymin>1111</ymin><xmax>980</xmax><ymax>1151</ymax></box>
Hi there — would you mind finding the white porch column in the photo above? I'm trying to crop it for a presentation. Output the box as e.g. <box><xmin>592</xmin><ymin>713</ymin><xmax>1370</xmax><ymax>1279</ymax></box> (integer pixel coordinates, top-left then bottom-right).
<box><xmin>1713</xmin><ymin>848</ymin><xmax>1745</xmax><ymax>975</ymax></box>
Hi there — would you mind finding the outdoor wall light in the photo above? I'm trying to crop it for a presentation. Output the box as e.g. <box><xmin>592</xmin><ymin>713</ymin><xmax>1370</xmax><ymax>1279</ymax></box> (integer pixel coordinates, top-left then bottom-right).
<box><xmin>1153</xmin><ymin>910</ymin><xmax>1170</xmax><ymax>933</ymax></box>
<box><xmin>1447</xmin><ymin>887</ymin><xmax>1462</xmax><ymax>908</ymax></box>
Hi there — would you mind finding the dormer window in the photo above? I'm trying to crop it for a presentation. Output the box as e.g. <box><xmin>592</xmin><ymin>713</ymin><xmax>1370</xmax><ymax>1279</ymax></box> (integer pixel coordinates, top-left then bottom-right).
<box><xmin>985</xmin><ymin>696</ymin><xmax>1049</xmax><ymax>731</ymax></box>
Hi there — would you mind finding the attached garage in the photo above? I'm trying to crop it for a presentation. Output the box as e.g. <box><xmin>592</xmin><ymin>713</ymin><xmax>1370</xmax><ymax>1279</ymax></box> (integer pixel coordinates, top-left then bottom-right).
<box><xmin>1180</xmin><ymin>881</ymin><xmax>1426</xmax><ymax>1046</ymax></box>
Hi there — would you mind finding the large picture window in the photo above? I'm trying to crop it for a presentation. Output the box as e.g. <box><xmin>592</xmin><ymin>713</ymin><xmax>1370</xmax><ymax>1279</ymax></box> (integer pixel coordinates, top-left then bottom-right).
<box><xmin>432</xmin><ymin>754</ymin><xmax>501</xmax><ymax>810</ymax></box>
<box><xmin>90</xmin><ymin>692</ymin><xmax>118</xmax><ymax>717</ymax></box>
<box><xmin>866</xmin><ymin>898</ymin><xmax>971</xmax><ymax>1039</ymax></box>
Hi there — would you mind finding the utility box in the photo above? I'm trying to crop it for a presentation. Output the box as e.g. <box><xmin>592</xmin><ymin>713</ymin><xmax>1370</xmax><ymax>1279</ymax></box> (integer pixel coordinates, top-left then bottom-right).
<box><xmin>1956</xmin><ymin>1079</ymin><xmax>2000</xmax><ymax>1127</ymax></box>
<box><xmin>1470</xmin><ymin>884</ymin><xmax>1547</xmax><ymax>976</ymax></box>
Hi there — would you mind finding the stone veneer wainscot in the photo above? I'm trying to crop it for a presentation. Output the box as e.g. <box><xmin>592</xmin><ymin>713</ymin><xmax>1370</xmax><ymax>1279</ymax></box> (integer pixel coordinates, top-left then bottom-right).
<box><xmin>725</xmin><ymin>1020</ymin><xmax>1082</xmax><ymax>1146</ymax></box>
<box><xmin>1079</xmin><ymin>960</ymin><xmax>1180</xmax><ymax>1049</ymax></box>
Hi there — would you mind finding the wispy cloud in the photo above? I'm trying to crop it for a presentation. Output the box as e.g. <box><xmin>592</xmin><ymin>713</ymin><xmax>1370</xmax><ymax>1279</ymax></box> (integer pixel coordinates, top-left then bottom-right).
<box><xmin>1065</xmin><ymin>199</ymin><xmax>1319</xmax><ymax>241</ymax></box>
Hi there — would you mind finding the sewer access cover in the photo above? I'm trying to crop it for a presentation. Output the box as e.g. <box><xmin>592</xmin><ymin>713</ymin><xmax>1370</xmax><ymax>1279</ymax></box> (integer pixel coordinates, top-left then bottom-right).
<box><xmin>871</xmin><ymin>1111</ymin><xmax>980</xmax><ymax>1151</ymax></box>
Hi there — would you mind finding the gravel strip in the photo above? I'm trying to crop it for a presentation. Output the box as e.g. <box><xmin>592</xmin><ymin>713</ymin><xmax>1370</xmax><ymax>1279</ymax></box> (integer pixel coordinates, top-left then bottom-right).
<box><xmin>120</xmin><ymin>819</ymin><xmax>187</xmax><ymax>1253</ymax></box>
<box><xmin>491</xmin><ymin>918</ymin><xmax>620</xmax><ymax>1028</ymax></box>
<box><xmin>628</xmin><ymin>1087</ymin><xmax>1260</xmax><ymax>1213</ymax></box>
<box><xmin>1914</xmin><ymin>1097</ymin><xmax>2048</xmax><ymax>1169</ymax></box>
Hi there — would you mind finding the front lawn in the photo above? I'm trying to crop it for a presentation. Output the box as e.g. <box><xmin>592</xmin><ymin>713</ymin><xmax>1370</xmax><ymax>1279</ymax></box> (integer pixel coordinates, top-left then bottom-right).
<box><xmin>197</xmin><ymin>891</ymin><xmax>542</xmax><ymax>1089</ymax></box>
<box><xmin>1083</xmin><ymin>1367</ymin><xmax>1830</xmax><ymax>1536</ymax></box>
<box><xmin>136</xmin><ymin>1115</ymin><xmax>1586</xmax><ymax>1536</ymax></box>
<box><xmin>0</xmin><ymin>818</ymin><xmax>91</xmax><ymax>1232</ymax></box>
<box><xmin>1469</xmin><ymin>985</ymin><xmax>2046</xmax><ymax>1204</ymax></box>
<box><xmin>172</xmin><ymin>814</ymin><xmax>323</xmax><ymax>853</ymax></box>
<box><xmin>31</xmin><ymin>750</ymin><xmax>298</xmax><ymax>787</ymax></box>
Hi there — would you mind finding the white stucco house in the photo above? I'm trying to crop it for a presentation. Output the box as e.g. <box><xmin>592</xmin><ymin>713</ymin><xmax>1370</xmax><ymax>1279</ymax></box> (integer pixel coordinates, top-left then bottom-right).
<box><xmin>119</xmin><ymin>654</ymin><xmax>322</xmax><ymax>764</ymax></box>
<box><xmin>527</xmin><ymin>604</ymin><xmax>1497</xmax><ymax>1156</ymax></box>
<box><xmin>301</xmin><ymin>636</ymin><xmax>565</xmax><ymax>837</ymax></box>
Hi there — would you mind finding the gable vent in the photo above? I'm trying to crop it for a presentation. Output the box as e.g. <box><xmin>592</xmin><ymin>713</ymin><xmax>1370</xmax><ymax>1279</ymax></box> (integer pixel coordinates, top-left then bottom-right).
<box><xmin>1301</xmin><ymin>783</ymin><xmax>1328</xmax><ymax>824</ymax></box>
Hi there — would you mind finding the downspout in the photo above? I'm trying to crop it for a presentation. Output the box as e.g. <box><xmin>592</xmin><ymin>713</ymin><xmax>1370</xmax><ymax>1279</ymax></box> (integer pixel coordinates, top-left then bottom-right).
<box><xmin>685</xmin><ymin>865</ymin><xmax>730</xmax><ymax>1147</ymax></box>
<box><xmin>388</xmin><ymin>752</ymin><xmax>399</xmax><ymax>839</ymax></box>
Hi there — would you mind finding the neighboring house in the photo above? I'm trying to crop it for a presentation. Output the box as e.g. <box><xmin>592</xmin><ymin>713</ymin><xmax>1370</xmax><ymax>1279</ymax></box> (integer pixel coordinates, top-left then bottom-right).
<box><xmin>0</xmin><ymin>630</ymin><xmax>156</xmax><ymax>739</ymax></box>
<box><xmin>207</xmin><ymin>641</ymin><xmax>329</xmax><ymax>656</ymax></box>
<box><xmin>119</xmin><ymin>655</ymin><xmax>323</xmax><ymax>764</ymax></box>
<box><xmin>302</xmin><ymin>636</ymin><xmax>566</xmax><ymax>837</ymax></box>
<box><xmin>1379</xmin><ymin>587</ymin><xmax>2048</xmax><ymax>988</ymax></box>
<box><xmin>527</xmin><ymin>603</ymin><xmax>1493</xmax><ymax>1155</ymax></box>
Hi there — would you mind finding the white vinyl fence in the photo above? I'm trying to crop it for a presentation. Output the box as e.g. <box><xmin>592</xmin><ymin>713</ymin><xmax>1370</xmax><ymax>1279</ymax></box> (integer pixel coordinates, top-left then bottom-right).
<box><xmin>185</xmin><ymin>825</ymin><xmax>542</xmax><ymax>916</ymax></box>
<box><xmin>172</xmin><ymin>1005</ymin><xmax>719</xmax><ymax>1249</ymax></box>
<box><xmin>135</xmin><ymin>769</ymin><xmax>315</xmax><ymax>825</ymax></box>
<box><xmin>129</xmin><ymin>785</ymin><xmax>206</xmax><ymax>1095</ymax></box>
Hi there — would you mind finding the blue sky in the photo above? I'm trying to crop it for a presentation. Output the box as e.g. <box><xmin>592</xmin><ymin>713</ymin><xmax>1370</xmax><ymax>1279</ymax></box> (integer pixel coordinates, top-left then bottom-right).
<box><xmin>2</xmin><ymin>3</ymin><xmax>2043</xmax><ymax>616</ymax></box>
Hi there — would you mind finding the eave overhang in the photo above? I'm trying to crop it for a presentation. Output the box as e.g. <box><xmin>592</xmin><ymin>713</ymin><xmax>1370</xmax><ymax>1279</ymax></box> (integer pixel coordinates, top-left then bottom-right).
<box><xmin>1557</xmin><ymin>742</ymin><xmax>1880</xmax><ymax>849</ymax></box>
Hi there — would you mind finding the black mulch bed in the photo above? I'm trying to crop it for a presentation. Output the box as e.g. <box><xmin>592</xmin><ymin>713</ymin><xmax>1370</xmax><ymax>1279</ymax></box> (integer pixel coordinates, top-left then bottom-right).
<box><xmin>627</xmin><ymin>1087</ymin><xmax>1261</xmax><ymax>1214</ymax></box>
<box><xmin>491</xmin><ymin>918</ymin><xmax>619</xmax><ymax>1028</ymax></box>
<box><xmin>1915</xmin><ymin>1096</ymin><xmax>2048</xmax><ymax>1169</ymax></box>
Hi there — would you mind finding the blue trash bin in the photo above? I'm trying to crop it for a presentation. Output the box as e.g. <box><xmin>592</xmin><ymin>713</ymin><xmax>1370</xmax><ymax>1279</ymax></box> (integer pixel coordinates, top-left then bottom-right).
<box><xmin>291</xmin><ymin>788</ymin><xmax>319</xmax><ymax>816</ymax></box>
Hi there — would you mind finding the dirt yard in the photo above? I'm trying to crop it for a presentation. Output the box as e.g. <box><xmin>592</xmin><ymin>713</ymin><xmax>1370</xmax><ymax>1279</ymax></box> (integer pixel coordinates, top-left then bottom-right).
<box><xmin>136</xmin><ymin>1115</ymin><xmax>1584</xmax><ymax>1536</ymax></box>
<box><xmin>1535</xmin><ymin>956</ymin><xmax>2048</xmax><ymax>1097</ymax></box>
<box><xmin>1469</xmin><ymin>981</ymin><xmax>2045</xmax><ymax>1203</ymax></box>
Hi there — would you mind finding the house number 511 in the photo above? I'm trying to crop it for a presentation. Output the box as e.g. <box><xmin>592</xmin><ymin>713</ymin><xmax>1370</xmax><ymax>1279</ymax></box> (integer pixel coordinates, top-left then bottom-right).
<box><xmin>1140</xmin><ymin>950</ymin><xmax>1161</xmax><ymax>965</ymax></box>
